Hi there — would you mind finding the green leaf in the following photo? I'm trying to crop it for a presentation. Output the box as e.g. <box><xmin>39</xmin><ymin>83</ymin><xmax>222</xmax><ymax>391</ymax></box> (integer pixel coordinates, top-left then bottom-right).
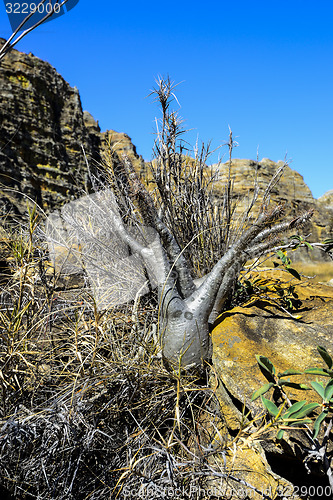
<box><xmin>276</xmin><ymin>250</ymin><xmax>285</xmax><ymax>260</ymax></box>
<box><xmin>279</xmin><ymin>381</ymin><xmax>310</xmax><ymax>390</ymax></box>
<box><xmin>288</xmin><ymin>418</ymin><xmax>312</xmax><ymax>427</ymax></box>
<box><xmin>323</xmin><ymin>369</ymin><xmax>333</xmax><ymax>376</ymax></box>
<box><xmin>283</xmin><ymin>401</ymin><xmax>307</xmax><ymax>419</ymax></box>
<box><xmin>255</xmin><ymin>355</ymin><xmax>276</xmax><ymax>382</ymax></box>
<box><xmin>276</xmin><ymin>429</ymin><xmax>285</xmax><ymax>440</ymax></box>
<box><xmin>304</xmin><ymin>241</ymin><xmax>313</xmax><ymax>250</ymax></box>
<box><xmin>278</xmin><ymin>370</ymin><xmax>303</xmax><ymax>378</ymax></box>
<box><xmin>313</xmin><ymin>411</ymin><xmax>328</xmax><ymax>439</ymax></box>
<box><xmin>317</xmin><ymin>346</ymin><xmax>333</xmax><ymax>369</ymax></box>
<box><xmin>261</xmin><ymin>396</ymin><xmax>279</xmax><ymax>417</ymax></box>
<box><xmin>251</xmin><ymin>383</ymin><xmax>274</xmax><ymax>401</ymax></box>
<box><xmin>324</xmin><ymin>379</ymin><xmax>333</xmax><ymax>402</ymax></box>
<box><xmin>286</xmin><ymin>268</ymin><xmax>301</xmax><ymax>280</ymax></box>
<box><xmin>304</xmin><ymin>368</ymin><xmax>331</xmax><ymax>377</ymax></box>
<box><xmin>323</xmin><ymin>239</ymin><xmax>333</xmax><ymax>244</ymax></box>
<box><xmin>291</xmin><ymin>403</ymin><xmax>320</xmax><ymax>419</ymax></box>
<box><xmin>311</xmin><ymin>381</ymin><xmax>326</xmax><ymax>399</ymax></box>
<box><xmin>289</xmin><ymin>235</ymin><xmax>301</xmax><ymax>241</ymax></box>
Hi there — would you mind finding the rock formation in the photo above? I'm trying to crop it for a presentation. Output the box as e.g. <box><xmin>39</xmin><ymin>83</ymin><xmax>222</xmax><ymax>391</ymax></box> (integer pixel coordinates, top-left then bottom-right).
<box><xmin>215</xmin><ymin>158</ymin><xmax>314</xmax><ymax>207</ymax></box>
<box><xmin>317</xmin><ymin>189</ymin><xmax>333</xmax><ymax>212</ymax></box>
<box><xmin>0</xmin><ymin>38</ymin><xmax>144</xmax><ymax>219</ymax></box>
<box><xmin>214</xmin><ymin>158</ymin><xmax>333</xmax><ymax>262</ymax></box>
<box><xmin>211</xmin><ymin>269</ymin><xmax>333</xmax><ymax>492</ymax></box>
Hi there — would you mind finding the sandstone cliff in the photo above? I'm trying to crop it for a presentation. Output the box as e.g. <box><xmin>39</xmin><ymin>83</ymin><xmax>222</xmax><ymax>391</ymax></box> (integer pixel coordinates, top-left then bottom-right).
<box><xmin>0</xmin><ymin>38</ymin><xmax>144</xmax><ymax>218</ymax></box>
<box><xmin>317</xmin><ymin>189</ymin><xmax>333</xmax><ymax>212</ymax></box>
<box><xmin>214</xmin><ymin>158</ymin><xmax>333</xmax><ymax>262</ymax></box>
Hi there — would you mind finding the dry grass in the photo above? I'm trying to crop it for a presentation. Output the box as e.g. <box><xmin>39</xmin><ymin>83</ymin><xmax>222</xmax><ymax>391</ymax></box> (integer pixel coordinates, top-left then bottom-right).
<box><xmin>0</xmin><ymin>211</ymin><xmax>239</xmax><ymax>500</ymax></box>
<box><xmin>1</xmin><ymin>206</ymin><xmax>332</xmax><ymax>498</ymax></box>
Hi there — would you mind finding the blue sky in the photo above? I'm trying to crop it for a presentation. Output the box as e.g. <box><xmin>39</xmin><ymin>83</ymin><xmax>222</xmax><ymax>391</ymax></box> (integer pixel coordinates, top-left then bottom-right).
<box><xmin>1</xmin><ymin>0</ymin><xmax>333</xmax><ymax>198</ymax></box>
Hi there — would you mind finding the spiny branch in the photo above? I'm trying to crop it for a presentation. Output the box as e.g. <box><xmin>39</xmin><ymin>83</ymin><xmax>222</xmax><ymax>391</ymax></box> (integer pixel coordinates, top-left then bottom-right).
<box><xmin>122</xmin><ymin>155</ymin><xmax>196</xmax><ymax>298</ymax></box>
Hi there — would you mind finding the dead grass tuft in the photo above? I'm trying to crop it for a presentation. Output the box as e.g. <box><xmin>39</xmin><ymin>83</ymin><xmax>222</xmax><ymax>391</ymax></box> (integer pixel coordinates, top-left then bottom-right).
<box><xmin>0</xmin><ymin>211</ymin><xmax>236</xmax><ymax>500</ymax></box>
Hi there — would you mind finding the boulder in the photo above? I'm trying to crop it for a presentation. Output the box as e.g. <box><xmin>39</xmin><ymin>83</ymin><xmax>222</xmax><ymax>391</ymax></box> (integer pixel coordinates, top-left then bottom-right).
<box><xmin>211</xmin><ymin>270</ymin><xmax>333</xmax><ymax>490</ymax></box>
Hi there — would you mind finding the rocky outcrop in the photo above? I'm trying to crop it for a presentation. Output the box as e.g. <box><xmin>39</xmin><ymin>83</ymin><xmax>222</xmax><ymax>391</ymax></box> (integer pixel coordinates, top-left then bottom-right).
<box><xmin>83</xmin><ymin>111</ymin><xmax>145</xmax><ymax>177</ymax></box>
<box><xmin>0</xmin><ymin>38</ymin><xmax>144</xmax><ymax>218</ymax></box>
<box><xmin>214</xmin><ymin>158</ymin><xmax>333</xmax><ymax>262</ymax></box>
<box><xmin>215</xmin><ymin>158</ymin><xmax>314</xmax><ymax>206</ymax></box>
<box><xmin>211</xmin><ymin>270</ymin><xmax>333</xmax><ymax>490</ymax></box>
<box><xmin>0</xmin><ymin>38</ymin><xmax>92</xmax><ymax>216</ymax></box>
<box><xmin>317</xmin><ymin>190</ymin><xmax>333</xmax><ymax>212</ymax></box>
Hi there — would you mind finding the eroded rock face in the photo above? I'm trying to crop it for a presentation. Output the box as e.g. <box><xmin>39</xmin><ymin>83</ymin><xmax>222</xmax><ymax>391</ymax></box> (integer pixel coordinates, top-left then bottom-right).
<box><xmin>0</xmin><ymin>39</ymin><xmax>144</xmax><ymax>217</ymax></box>
<box><xmin>211</xmin><ymin>271</ymin><xmax>333</xmax><ymax>489</ymax></box>
<box><xmin>83</xmin><ymin>111</ymin><xmax>146</xmax><ymax>177</ymax></box>
<box><xmin>213</xmin><ymin>158</ymin><xmax>333</xmax><ymax>262</ymax></box>
<box><xmin>317</xmin><ymin>189</ymin><xmax>333</xmax><ymax>212</ymax></box>
<box><xmin>212</xmin><ymin>276</ymin><xmax>333</xmax><ymax>427</ymax></box>
<box><xmin>0</xmin><ymin>38</ymin><xmax>93</xmax><ymax>215</ymax></box>
<box><xmin>215</xmin><ymin>158</ymin><xmax>314</xmax><ymax>206</ymax></box>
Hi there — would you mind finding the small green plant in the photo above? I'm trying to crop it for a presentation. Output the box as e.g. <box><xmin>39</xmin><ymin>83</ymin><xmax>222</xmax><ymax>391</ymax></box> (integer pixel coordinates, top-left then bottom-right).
<box><xmin>234</xmin><ymin>274</ymin><xmax>302</xmax><ymax>312</ymax></box>
<box><xmin>304</xmin><ymin>346</ymin><xmax>333</xmax><ymax>438</ymax></box>
<box><xmin>273</xmin><ymin>248</ymin><xmax>302</xmax><ymax>280</ymax></box>
<box><xmin>252</xmin><ymin>354</ymin><xmax>317</xmax><ymax>440</ymax></box>
<box><xmin>252</xmin><ymin>346</ymin><xmax>333</xmax><ymax>489</ymax></box>
<box><xmin>253</xmin><ymin>347</ymin><xmax>333</xmax><ymax>439</ymax></box>
<box><xmin>271</xmin><ymin>233</ymin><xmax>317</xmax><ymax>281</ymax></box>
<box><xmin>289</xmin><ymin>234</ymin><xmax>314</xmax><ymax>251</ymax></box>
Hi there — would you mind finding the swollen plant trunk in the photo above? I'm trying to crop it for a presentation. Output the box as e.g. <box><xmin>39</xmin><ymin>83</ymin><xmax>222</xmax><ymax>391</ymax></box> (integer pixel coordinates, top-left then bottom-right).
<box><xmin>156</xmin><ymin>208</ymin><xmax>315</xmax><ymax>370</ymax></box>
<box><xmin>158</xmin><ymin>291</ymin><xmax>211</xmax><ymax>369</ymax></box>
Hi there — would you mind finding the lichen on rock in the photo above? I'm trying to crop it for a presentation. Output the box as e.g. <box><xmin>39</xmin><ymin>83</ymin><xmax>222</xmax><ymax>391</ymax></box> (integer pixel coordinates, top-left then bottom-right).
<box><xmin>211</xmin><ymin>270</ymin><xmax>333</xmax><ymax>489</ymax></box>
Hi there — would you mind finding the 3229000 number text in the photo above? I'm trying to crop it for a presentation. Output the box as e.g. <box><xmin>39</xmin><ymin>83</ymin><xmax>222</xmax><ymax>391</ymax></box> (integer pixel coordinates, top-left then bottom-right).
<box><xmin>5</xmin><ymin>2</ymin><xmax>61</xmax><ymax>14</ymax></box>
